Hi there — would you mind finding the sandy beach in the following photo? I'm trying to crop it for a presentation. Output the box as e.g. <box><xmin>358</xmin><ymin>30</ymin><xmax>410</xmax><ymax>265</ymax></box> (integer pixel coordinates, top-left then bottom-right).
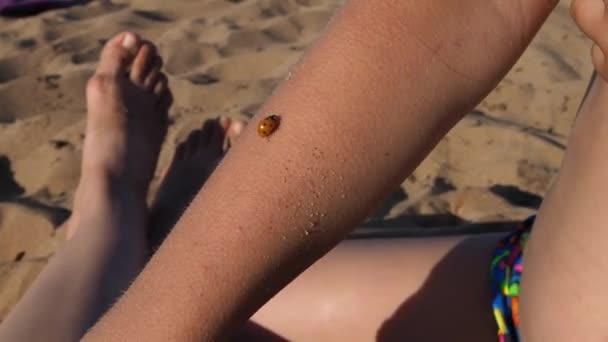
<box><xmin>0</xmin><ymin>0</ymin><xmax>592</xmax><ymax>321</ymax></box>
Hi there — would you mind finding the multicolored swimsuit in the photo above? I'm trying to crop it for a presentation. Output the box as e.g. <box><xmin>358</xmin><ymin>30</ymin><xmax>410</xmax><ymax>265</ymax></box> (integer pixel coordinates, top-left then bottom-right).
<box><xmin>490</xmin><ymin>215</ymin><xmax>534</xmax><ymax>342</ymax></box>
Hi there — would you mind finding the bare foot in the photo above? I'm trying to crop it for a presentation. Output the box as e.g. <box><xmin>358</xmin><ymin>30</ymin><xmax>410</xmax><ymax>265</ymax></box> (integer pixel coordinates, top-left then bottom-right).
<box><xmin>0</xmin><ymin>33</ymin><xmax>173</xmax><ymax>342</ymax></box>
<box><xmin>68</xmin><ymin>32</ymin><xmax>172</xmax><ymax>239</ymax></box>
<box><xmin>148</xmin><ymin>118</ymin><xmax>245</xmax><ymax>253</ymax></box>
<box><xmin>571</xmin><ymin>0</ymin><xmax>608</xmax><ymax>81</ymax></box>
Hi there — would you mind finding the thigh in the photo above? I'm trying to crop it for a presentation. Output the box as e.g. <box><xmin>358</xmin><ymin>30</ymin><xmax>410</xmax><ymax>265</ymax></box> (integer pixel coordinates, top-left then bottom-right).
<box><xmin>241</xmin><ymin>234</ymin><xmax>502</xmax><ymax>341</ymax></box>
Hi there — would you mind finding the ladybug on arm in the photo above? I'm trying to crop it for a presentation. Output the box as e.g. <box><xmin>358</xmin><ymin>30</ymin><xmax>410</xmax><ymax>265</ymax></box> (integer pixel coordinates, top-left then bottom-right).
<box><xmin>257</xmin><ymin>115</ymin><xmax>280</xmax><ymax>138</ymax></box>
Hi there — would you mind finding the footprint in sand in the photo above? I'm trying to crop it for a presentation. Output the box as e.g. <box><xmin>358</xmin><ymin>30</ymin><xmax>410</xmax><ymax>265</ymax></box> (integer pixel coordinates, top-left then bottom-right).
<box><xmin>0</xmin><ymin>71</ymin><xmax>89</xmax><ymax>123</ymax></box>
<box><xmin>0</xmin><ymin>56</ymin><xmax>26</xmax><ymax>84</ymax></box>
<box><xmin>15</xmin><ymin>38</ymin><xmax>37</xmax><ymax>50</ymax></box>
<box><xmin>263</xmin><ymin>9</ymin><xmax>333</xmax><ymax>43</ymax></box>
<box><xmin>0</xmin><ymin>201</ymin><xmax>65</xmax><ymax>262</ymax></box>
<box><xmin>163</xmin><ymin>41</ymin><xmax>219</xmax><ymax>76</ymax></box>
<box><xmin>225</xmin><ymin>29</ymin><xmax>277</xmax><ymax>52</ymax></box>
<box><xmin>0</xmin><ymin>156</ymin><xmax>24</xmax><ymax>202</ymax></box>
<box><xmin>206</xmin><ymin>49</ymin><xmax>300</xmax><ymax>81</ymax></box>
<box><xmin>262</xmin><ymin>16</ymin><xmax>304</xmax><ymax>43</ymax></box>
<box><xmin>258</xmin><ymin>0</ymin><xmax>308</xmax><ymax>17</ymax></box>
<box><xmin>59</xmin><ymin>1</ymin><xmax>127</xmax><ymax>21</ymax></box>
<box><xmin>71</xmin><ymin>44</ymin><xmax>103</xmax><ymax>65</ymax></box>
<box><xmin>289</xmin><ymin>8</ymin><xmax>333</xmax><ymax>36</ymax></box>
<box><xmin>186</xmin><ymin>73</ymin><xmax>220</xmax><ymax>85</ymax></box>
<box><xmin>51</xmin><ymin>34</ymin><xmax>102</xmax><ymax>56</ymax></box>
<box><xmin>132</xmin><ymin>9</ymin><xmax>173</xmax><ymax>23</ymax></box>
<box><xmin>516</xmin><ymin>159</ymin><xmax>558</xmax><ymax>194</ymax></box>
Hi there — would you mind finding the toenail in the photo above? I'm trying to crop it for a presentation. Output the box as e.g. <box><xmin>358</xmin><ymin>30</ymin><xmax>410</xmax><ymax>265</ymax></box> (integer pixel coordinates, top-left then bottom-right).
<box><xmin>122</xmin><ymin>33</ymin><xmax>137</xmax><ymax>52</ymax></box>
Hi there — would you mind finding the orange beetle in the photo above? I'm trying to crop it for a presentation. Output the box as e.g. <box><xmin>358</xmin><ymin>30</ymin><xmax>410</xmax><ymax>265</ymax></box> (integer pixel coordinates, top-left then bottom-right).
<box><xmin>257</xmin><ymin>114</ymin><xmax>280</xmax><ymax>138</ymax></box>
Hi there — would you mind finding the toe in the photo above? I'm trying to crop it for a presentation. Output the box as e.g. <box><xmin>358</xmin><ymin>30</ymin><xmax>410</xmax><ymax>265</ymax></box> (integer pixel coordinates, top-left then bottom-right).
<box><xmin>174</xmin><ymin>139</ymin><xmax>188</xmax><ymax>160</ymax></box>
<box><xmin>207</xmin><ymin>119</ymin><xmax>225</xmax><ymax>149</ymax></box>
<box><xmin>130</xmin><ymin>41</ymin><xmax>158</xmax><ymax>86</ymax></box>
<box><xmin>154</xmin><ymin>74</ymin><xmax>169</xmax><ymax>97</ymax></box>
<box><xmin>199</xmin><ymin>120</ymin><xmax>214</xmax><ymax>146</ymax></box>
<box><xmin>227</xmin><ymin>120</ymin><xmax>245</xmax><ymax>141</ymax></box>
<box><xmin>144</xmin><ymin>55</ymin><xmax>164</xmax><ymax>91</ymax></box>
<box><xmin>160</xmin><ymin>88</ymin><xmax>173</xmax><ymax>110</ymax></box>
<box><xmin>219</xmin><ymin>116</ymin><xmax>232</xmax><ymax>130</ymax></box>
<box><xmin>199</xmin><ymin>119</ymin><xmax>225</xmax><ymax>155</ymax></box>
<box><xmin>97</xmin><ymin>32</ymin><xmax>140</xmax><ymax>76</ymax></box>
<box><xmin>225</xmin><ymin>119</ymin><xmax>246</xmax><ymax>150</ymax></box>
<box><xmin>162</xmin><ymin>138</ymin><xmax>187</xmax><ymax>181</ymax></box>
<box><xmin>184</xmin><ymin>130</ymin><xmax>201</xmax><ymax>157</ymax></box>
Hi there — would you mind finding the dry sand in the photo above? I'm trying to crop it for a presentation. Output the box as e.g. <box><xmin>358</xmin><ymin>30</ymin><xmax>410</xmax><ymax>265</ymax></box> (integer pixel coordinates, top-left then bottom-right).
<box><xmin>0</xmin><ymin>0</ymin><xmax>592</xmax><ymax>321</ymax></box>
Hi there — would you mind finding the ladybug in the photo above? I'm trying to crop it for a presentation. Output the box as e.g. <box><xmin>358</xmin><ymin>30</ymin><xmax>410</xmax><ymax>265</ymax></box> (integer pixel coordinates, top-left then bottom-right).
<box><xmin>257</xmin><ymin>114</ymin><xmax>280</xmax><ymax>137</ymax></box>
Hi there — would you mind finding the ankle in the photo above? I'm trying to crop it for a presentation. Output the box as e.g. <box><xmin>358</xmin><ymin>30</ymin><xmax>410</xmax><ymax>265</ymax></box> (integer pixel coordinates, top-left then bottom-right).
<box><xmin>80</xmin><ymin>163</ymin><xmax>149</xmax><ymax>198</ymax></box>
<box><xmin>73</xmin><ymin>167</ymin><xmax>148</xmax><ymax>220</ymax></box>
<box><xmin>69</xmin><ymin>169</ymin><xmax>148</xmax><ymax>239</ymax></box>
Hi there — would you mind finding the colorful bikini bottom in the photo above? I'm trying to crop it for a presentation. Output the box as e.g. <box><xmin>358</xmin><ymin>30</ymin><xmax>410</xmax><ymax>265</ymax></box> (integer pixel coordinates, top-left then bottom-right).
<box><xmin>491</xmin><ymin>215</ymin><xmax>534</xmax><ymax>342</ymax></box>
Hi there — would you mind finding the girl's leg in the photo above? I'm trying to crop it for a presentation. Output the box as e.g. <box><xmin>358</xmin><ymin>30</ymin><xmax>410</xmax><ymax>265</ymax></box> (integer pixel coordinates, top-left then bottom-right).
<box><xmin>0</xmin><ymin>32</ymin><xmax>172</xmax><ymax>341</ymax></box>
<box><xmin>242</xmin><ymin>234</ymin><xmax>501</xmax><ymax>341</ymax></box>
<box><xmin>520</xmin><ymin>1</ymin><xmax>608</xmax><ymax>339</ymax></box>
